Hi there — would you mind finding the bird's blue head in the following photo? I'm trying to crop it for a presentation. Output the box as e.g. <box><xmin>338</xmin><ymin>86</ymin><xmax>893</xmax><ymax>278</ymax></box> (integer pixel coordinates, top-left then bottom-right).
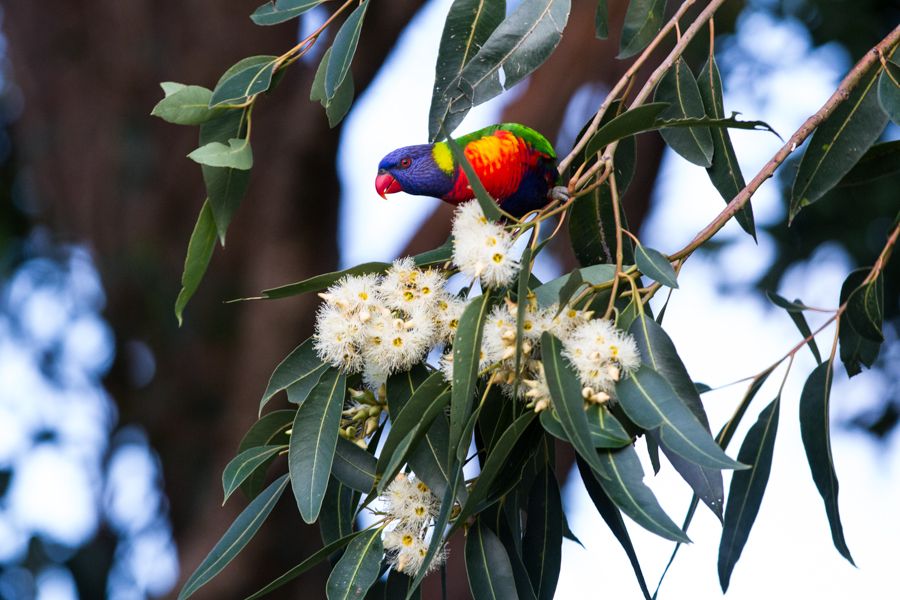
<box><xmin>375</xmin><ymin>144</ymin><xmax>455</xmax><ymax>200</ymax></box>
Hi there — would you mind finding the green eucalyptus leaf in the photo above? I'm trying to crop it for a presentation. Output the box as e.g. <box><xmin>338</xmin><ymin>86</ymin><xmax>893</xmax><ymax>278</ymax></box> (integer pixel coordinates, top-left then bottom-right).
<box><xmin>765</xmin><ymin>291</ymin><xmax>823</xmax><ymax>363</ymax></box>
<box><xmin>583</xmin><ymin>103</ymin><xmax>670</xmax><ymax>158</ymax></box>
<box><xmin>522</xmin><ymin>467</ymin><xmax>563</xmax><ymax>600</ymax></box>
<box><xmin>326</xmin><ymin>71</ymin><xmax>355</xmax><ymax>127</ymax></box>
<box><xmin>152</xmin><ymin>84</ymin><xmax>223</xmax><ymax>125</ymax></box>
<box><xmin>539</xmin><ymin>406</ymin><xmax>631</xmax><ymax>448</ymax></box>
<box><xmin>718</xmin><ymin>397</ymin><xmax>780</xmax><ymax>592</ymax></box>
<box><xmin>260</xmin><ymin>338</ymin><xmax>327</xmax><ymax>415</ymax></box>
<box><xmin>289</xmin><ymin>369</ymin><xmax>347</xmax><ymax>523</ymax></box>
<box><xmin>198</xmin><ymin>109</ymin><xmax>252</xmax><ymax>244</ymax></box>
<box><xmin>465</xmin><ymin>519</ymin><xmax>519</xmax><ymax>600</ymax></box>
<box><xmin>618</xmin><ymin>0</ymin><xmax>666</xmax><ymax>59</ymax></box>
<box><xmin>799</xmin><ymin>360</ymin><xmax>855</xmax><ymax>564</ymax></box>
<box><xmin>332</xmin><ymin>437</ymin><xmax>377</xmax><ymax>493</ymax></box>
<box><xmin>654</xmin><ymin>58</ymin><xmax>714</xmax><ymax>167</ymax></box>
<box><xmin>449</xmin><ymin>294</ymin><xmax>492</xmax><ymax>463</ymax></box>
<box><xmin>160</xmin><ymin>81</ymin><xmax>186</xmax><ymax>96</ymax></box>
<box><xmin>325</xmin><ymin>0</ymin><xmax>369</xmax><ymax>101</ymax></box>
<box><xmin>594</xmin><ymin>0</ymin><xmax>609</xmax><ymax>39</ymax></box>
<box><xmin>437</xmin><ymin>0</ymin><xmax>571</xmax><ymax>136</ymax></box>
<box><xmin>222</xmin><ymin>445</ymin><xmax>285</xmax><ymax>505</ymax></box>
<box><xmin>174</xmin><ymin>200</ymin><xmax>217</xmax><ymax>325</ymax></box>
<box><xmin>188</xmin><ymin>138</ymin><xmax>253</xmax><ymax>170</ymax></box>
<box><xmin>179</xmin><ymin>474</ymin><xmax>289</xmax><ymax>600</ymax></box>
<box><xmin>428</xmin><ymin>0</ymin><xmax>507</xmax><ymax>141</ymax></box>
<box><xmin>251</xmin><ymin>0</ymin><xmax>327</xmax><ymax>26</ymax></box>
<box><xmin>593</xmin><ymin>446</ymin><xmax>690</xmax><ymax>543</ymax></box>
<box><xmin>385</xmin><ymin>570</ymin><xmax>421</xmax><ymax>600</ymax></box>
<box><xmin>835</xmin><ymin>140</ymin><xmax>900</xmax><ymax>187</ymax></box>
<box><xmin>534</xmin><ymin>264</ymin><xmax>615</xmax><ymax>306</ymax></box>
<box><xmin>569</xmin><ymin>183</ymin><xmax>637</xmax><ymax>268</ymax></box>
<box><xmin>237</xmin><ymin>409</ymin><xmax>294</xmax><ymax>498</ymax></box>
<box><xmin>838</xmin><ymin>268</ymin><xmax>882</xmax><ymax>377</ymax></box>
<box><xmin>244</xmin><ymin>530</ymin><xmax>367</xmax><ymax>599</ymax></box>
<box><xmin>210</xmin><ymin>58</ymin><xmax>276</xmax><ymax>106</ymax></box>
<box><xmin>260</xmin><ymin>262</ymin><xmax>391</xmax><ymax>299</ymax></box>
<box><xmin>320</xmin><ymin>478</ymin><xmax>358</xmax><ymax>545</ymax></box>
<box><xmin>634</xmin><ymin>244</ymin><xmax>678</xmax><ymax>288</ymax></box>
<box><xmin>845</xmin><ymin>273</ymin><xmax>884</xmax><ymax>342</ymax></box>
<box><xmin>325</xmin><ymin>527</ymin><xmax>384</xmax><ymax>600</ymax></box>
<box><xmin>407</xmin><ymin>412</ymin><xmax>458</xmax><ymax>502</ymax></box>
<box><xmin>540</xmin><ymin>332</ymin><xmax>611</xmax><ymax>476</ymax></box>
<box><xmin>556</xmin><ymin>269</ymin><xmax>585</xmax><ymax>311</ymax></box>
<box><xmin>790</xmin><ymin>57</ymin><xmax>889</xmax><ymax>222</ymax></box>
<box><xmin>629</xmin><ymin>315</ymin><xmax>723</xmax><ymax>520</ymax></box>
<box><xmin>697</xmin><ymin>56</ymin><xmax>756</xmax><ymax>238</ymax></box>
<box><xmin>617</xmin><ymin>366</ymin><xmax>745</xmax><ymax>470</ymax></box>
<box><xmin>412</xmin><ymin>237</ymin><xmax>455</xmax><ymax>267</ymax></box>
<box><xmin>877</xmin><ymin>59</ymin><xmax>900</xmax><ymax>125</ymax></box>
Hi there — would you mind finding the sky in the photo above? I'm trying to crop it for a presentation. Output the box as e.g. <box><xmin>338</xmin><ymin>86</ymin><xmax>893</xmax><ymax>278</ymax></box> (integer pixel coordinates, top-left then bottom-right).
<box><xmin>337</xmin><ymin>1</ymin><xmax>900</xmax><ymax>598</ymax></box>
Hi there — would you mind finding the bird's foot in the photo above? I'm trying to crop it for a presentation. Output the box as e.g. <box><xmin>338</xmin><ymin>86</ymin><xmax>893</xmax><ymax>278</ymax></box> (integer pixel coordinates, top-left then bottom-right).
<box><xmin>550</xmin><ymin>186</ymin><xmax>570</xmax><ymax>203</ymax></box>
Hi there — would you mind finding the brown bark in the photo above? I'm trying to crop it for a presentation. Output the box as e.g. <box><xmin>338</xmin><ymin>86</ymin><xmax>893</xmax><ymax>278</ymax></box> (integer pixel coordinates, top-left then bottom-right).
<box><xmin>4</xmin><ymin>1</ymin><xmax>423</xmax><ymax>597</ymax></box>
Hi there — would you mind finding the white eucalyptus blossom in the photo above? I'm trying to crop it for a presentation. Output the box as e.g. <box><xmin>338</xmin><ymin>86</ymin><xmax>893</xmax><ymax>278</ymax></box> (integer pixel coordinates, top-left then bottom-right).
<box><xmin>313</xmin><ymin>305</ymin><xmax>365</xmax><ymax>372</ymax></box>
<box><xmin>562</xmin><ymin>318</ymin><xmax>640</xmax><ymax>396</ymax></box>
<box><xmin>451</xmin><ymin>201</ymin><xmax>520</xmax><ymax>287</ymax></box>
<box><xmin>433</xmin><ymin>293</ymin><xmax>467</xmax><ymax>343</ymax></box>
<box><xmin>362</xmin><ymin>307</ymin><xmax>436</xmax><ymax>374</ymax></box>
<box><xmin>379</xmin><ymin>473</ymin><xmax>446</xmax><ymax>576</ymax></box>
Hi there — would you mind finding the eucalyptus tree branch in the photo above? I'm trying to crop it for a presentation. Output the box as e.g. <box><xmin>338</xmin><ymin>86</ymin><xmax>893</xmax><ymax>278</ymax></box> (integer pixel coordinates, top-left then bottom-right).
<box><xmin>558</xmin><ymin>0</ymin><xmax>703</xmax><ymax>175</ymax></box>
<box><xmin>670</xmin><ymin>24</ymin><xmax>900</xmax><ymax>261</ymax></box>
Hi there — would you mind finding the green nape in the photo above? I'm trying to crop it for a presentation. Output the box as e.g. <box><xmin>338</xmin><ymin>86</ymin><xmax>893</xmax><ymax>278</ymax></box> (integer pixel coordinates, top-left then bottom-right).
<box><xmin>451</xmin><ymin>123</ymin><xmax>557</xmax><ymax>158</ymax></box>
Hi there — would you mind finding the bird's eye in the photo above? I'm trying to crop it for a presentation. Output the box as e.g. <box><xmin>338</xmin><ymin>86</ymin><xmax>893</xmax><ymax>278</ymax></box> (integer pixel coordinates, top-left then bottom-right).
<box><xmin>400</xmin><ymin>157</ymin><xmax>412</xmax><ymax>168</ymax></box>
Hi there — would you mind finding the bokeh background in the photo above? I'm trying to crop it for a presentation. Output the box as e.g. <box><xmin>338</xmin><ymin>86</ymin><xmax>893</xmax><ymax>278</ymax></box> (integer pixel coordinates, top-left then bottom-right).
<box><xmin>0</xmin><ymin>0</ymin><xmax>897</xmax><ymax>598</ymax></box>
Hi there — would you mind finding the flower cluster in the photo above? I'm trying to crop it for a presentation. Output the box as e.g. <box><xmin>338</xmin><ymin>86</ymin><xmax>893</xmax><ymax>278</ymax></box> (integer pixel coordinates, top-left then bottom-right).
<box><xmin>380</xmin><ymin>473</ymin><xmax>446</xmax><ymax>576</ymax></box>
<box><xmin>314</xmin><ymin>259</ymin><xmax>466</xmax><ymax>389</ymax></box>
<box><xmin>451</xmin><ymin>201</ymin><xmax>521</xmax><ymax>288</ymax></box>
<box><xmin>441</xmin><ymin>294</ymin><xmax>641</xmax><ymax>412</ymax></box>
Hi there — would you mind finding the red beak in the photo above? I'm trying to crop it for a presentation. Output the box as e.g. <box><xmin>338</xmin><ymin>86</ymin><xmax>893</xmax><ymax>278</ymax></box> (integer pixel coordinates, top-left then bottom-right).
<box><xmin>375</xmin><ymin>171</ymin><xmax>403</xmax><ymax>199</ymax></box>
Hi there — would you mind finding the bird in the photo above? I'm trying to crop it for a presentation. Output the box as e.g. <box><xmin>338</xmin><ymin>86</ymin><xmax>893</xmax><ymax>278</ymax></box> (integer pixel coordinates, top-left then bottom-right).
<box><xmin>374</xmin><ymin>123</ymin><xmax>559</xmax><ymax>218</ymax></box>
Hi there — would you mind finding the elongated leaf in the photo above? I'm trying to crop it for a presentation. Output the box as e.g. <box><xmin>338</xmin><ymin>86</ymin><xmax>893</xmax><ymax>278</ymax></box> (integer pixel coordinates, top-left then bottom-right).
<box><xmin>437</xmin><ymin>0</ymin><xmax>571</xmax><ymax>136</ymax></box>
<box><xmin>332</xmin><ymin>437</ymin><xmax>377</xmax><ymax>493</ymax></box>
<box><xmin>486</xmin><ymin>500</ymin><xmax>538</xmax><ymax>600</ymax></box>
<box><xmin>594</xmin><ymin>446</ymin><xmax>690</xmax><ymax>543</ymax></box>
<box><xmin>697</xmin><ymin>56</ymin><xmax>756</xmax><ymax>237</ymax></box>
<box><xmin>407</xmin><ymin>412</ymin><xmax>456</xmax><ymax>501</ymax></box>
<box><xmin>845</xmin><ymin>273</ymin><xmax>884</xmax><ymax>342</ymax></box>
<box><xmin>617</xmin><ymin>366</ymin><xmax>745</xmax><ymax>470</ymax></box>
<box><xmin>260</xmin><ymin>262</ymin><xmax>391</xmax><ymax>299</ymax></box>
<box><xmin>634</xmin><ymin>244</ymin><xmax>678</xmax><ymax>288</ymax></box>
<box><xmin>320</xmin><ymin>478</ymin><xmax>358</xmax><ymax>545</ymax></box>
<box><xmin>534</xmin><ymin>264</ymin><xmax>615</xmax><ymax>306</ymax></box>
<box><xmin>289</xmin><ymin>369</ymin><xmax>347</xmax><ymax>523</ymax></box>
<box><xmin>629</xmin><ymin>315</ymin><xmax>723</xmax><ymax>519</ymax></box>
<box><xmin>541</xmin><ymin>332</ymin><xmax>611</xmax><ymax>476</ymax></box>
<box><xmin>210</xmin><ymin>59</ymin><xmax>276</xmax><ymax>107</ymax></box>
<box><xmin>428</xmin><ymin>0</ymin><xmax>507</xmax><ymax>141</ymax></box>
<box><xmin>654</xmin><ymin>58</ymin><xmax>714</xmax><ymax>167</ymax></box>
<box><xmin>583</xmin><ymin>103</ymin><xmax>670</xmax><ymax>158</ymax></box>
<box><xmin>556</xmin><ymin>269</ymin><xmax>585</xmax><ymax>311</ymax></box>
<box><xmin>326</xmin><ymin>527</ymin><xmax>384</xmax><ymax>600</ymax></box>
<box><xmin>618</xmin><ymin>0</ymin><xmax>665</xmax><ymax>59</ymax></box>
<box><xmin>835</xmin><ymin>140</ymin><xmax>900</xmax><ymax>187</ymax></box>
<box><xmin>245</xmin><ymin>530</ymin><xmax>366</xmax><ymax>599</ymax></box>
<box><xmin>877</xmin><ymin>59</ymin><xmax>900</xmax><ymax>125</ymax></box>
<box><xmin>522</xmin><ymin>467</ymin><xmax>563</xmax><ymax>600</ymax></box>
<box><xmin>765</xmin><ymin>291</ymin><xmax>822</xmax><ymax>363</ymax></box>
<box><xmin>449</xmin><ymin>294</ymin><xmax>492</xmax><ymax>463</ymax></box>
<box><xmin>260</xmin><ymin>338</ymin><xmax>327</xmax><ymax>414</ymax></box>
<box><xmin>445</xmin><ymin>133</ymin><xmax>505</xmax><ymax>221</ymax></box>
<box><xmin>456</xmin><ymin>412</ymin><xmax>537</xmax><ymax>526</ymax></box>
<box><xmin>198</xmin><ymin>109</ymin><xmax>252</xmax><ymax>244</ymax></box>
<box><xmin>237</xmin><ymin>410</ymin><xmax>294</xmax><ymax>499</ymax></box>
<box><xmin>569</xmin><ymin>183</ymin><xmax>637</xmax><ymax>267</ymax></box>
<box><xmin>251</xmin><ymin>0</ymin><xmax>327</xmax><ymax>26</ymax></box>
<box><xmin>179</xmin><ymin>474</ymin><xmax>289</xmax><ymax>599</ymax></box>
<box><xmin>790</xmin><ymin>58</ymin><xmax>890</xmax><ymax>221</ymax></box>
<box><xmin>325</xmin><ymin>0</ymin><xmax>369</xmax><ymax>101</ymax></box>
<box><xmin>174</xmin><ymin>200</ymin><xmax>217</xmax><ymax>325</ymax></box>
<box><xmin>539</xmin><ymin>406</ymin><xmax>631</xmax><ymax>448</ymax></box>
<box><xmin>718</xmin><ymin>397</ymin><xmax>780</xmax><ymax>592</ymax></box>
<box><xmin>576</xmin><ymin>457</ymin><xmax>651</xmax><ymax>600</ymax></box>
<box><xmin>325</xmin><ymin>71</ymin><xmax>355</xmax><ymax>127</ymax></box>
<box><xmin>188</xmin><ymin>138</ymin><xmax>253</xmax><ymax>170</ymax></box>
<box><xmin>223</xmin><ymin>445</ymin><xmax>285</xmax><ymax>504</ymax></box>
<box><xmin>412</xmin><ymin>237</ymin><xmax>455</xmax><ymax>267</ymax></box>
<box><xmin>152</xmin><ymin>84</ymin><xmax>222</xmax><ymax>125</ymax></box>
<box><xmin>838</xmin><ymin>268</ymin><xmax>882</xmax><ymax>377</ymax></box>
<box><xmin>799</xmin><ymin>361</ymin><xmax>854</xmax><ymax>564</ymax></box>
<box><xmin>466</xmin><ymin>519</ymin><xmax>519</xmax><ymax>600</ymax></box>
<box><xmin>379</xmin><ymin>372</ymin><xmax>448</xmax><ymax>477</ymax></box>
<box><xmin>594</xmin><ymin>0</ymin><xmax>609</xmax><ymax>38</ymax></box>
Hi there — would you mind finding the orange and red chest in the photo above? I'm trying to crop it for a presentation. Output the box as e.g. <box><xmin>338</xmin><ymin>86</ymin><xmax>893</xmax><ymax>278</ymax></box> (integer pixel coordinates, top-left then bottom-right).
<box><xmin>443</xmin><ymin>130</ymin><xmax>545</xmax><ymax>203</ymax></box>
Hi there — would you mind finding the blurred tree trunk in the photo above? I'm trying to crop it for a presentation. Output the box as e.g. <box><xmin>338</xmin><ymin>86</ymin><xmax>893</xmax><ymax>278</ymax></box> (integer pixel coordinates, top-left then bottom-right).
<box><xmin>4</xmin><ymin>1</ymin><xmax>423</xmax><ymax>597</ymax></box>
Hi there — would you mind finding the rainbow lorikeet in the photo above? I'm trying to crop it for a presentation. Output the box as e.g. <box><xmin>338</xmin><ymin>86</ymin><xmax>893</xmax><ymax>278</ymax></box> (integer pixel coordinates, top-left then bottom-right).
<box><xmin>375</xmin><ymin>123</ymin><xmax>558</xmax><ymax>217</ymax></box>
